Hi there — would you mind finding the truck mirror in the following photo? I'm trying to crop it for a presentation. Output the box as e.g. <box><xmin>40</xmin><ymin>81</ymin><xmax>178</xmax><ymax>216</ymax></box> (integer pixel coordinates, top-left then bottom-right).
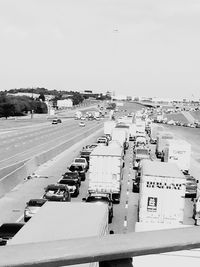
<box><xmin>82</xmin><ymin>198</ymin><xmax>86</xmax><ymax>201</ymax></box>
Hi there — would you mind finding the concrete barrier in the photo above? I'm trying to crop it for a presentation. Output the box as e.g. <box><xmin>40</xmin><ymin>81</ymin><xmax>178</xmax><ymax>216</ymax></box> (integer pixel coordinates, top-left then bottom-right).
<box><xmin>0</xmin><ymin>125</ymin><xmax>103</xmax><ymax>198</ymax></box>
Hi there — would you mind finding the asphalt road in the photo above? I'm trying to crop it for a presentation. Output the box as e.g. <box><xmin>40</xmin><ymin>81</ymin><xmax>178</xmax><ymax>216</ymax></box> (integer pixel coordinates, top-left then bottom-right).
<box><xmin>0</xmin><ymin>118</ymin><xmax>104</xmax><ymax>178</ymax></box>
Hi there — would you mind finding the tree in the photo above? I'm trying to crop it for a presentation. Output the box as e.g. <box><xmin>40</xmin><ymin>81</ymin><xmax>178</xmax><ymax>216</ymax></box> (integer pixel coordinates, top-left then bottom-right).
<box><xmin>0</xmin><ymin>103</ymin><xmax>15</xmax><ymax>119</ymax></box>
<box><xmin>39</xmin><ymin>93</ymin><xmax>45</xmax><ymax>102</ymax></box>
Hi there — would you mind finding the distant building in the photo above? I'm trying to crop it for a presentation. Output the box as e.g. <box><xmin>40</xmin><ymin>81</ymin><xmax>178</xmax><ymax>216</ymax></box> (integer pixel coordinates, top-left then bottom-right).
<box><xmin>57</xmin><ymin>99</ymin><xmax>73</xmax><ymax>108</ymax></box>
<box><xmin>126</xmin><ymin>96</ymin><xmax>132</xmax><ymax>101</ymax></box>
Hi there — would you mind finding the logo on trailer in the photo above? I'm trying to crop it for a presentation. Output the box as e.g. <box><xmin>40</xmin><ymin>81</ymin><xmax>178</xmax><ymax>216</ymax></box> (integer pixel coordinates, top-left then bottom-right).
<box><xmin>147</xmin><ymin>197</ymin><xmax>157</xmax><ymax>212</ymax></box>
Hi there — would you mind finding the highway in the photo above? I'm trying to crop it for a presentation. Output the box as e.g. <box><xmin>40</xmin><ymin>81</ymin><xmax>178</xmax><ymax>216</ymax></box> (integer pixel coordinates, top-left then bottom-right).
<box><xmin>0</xmin><ymin>117</ymin><xmax>104</xmax><ymax>178</ymax></box>
<box><xmin>0</xmin><ymin>104</ymin><xmax>197</xmax><ymax>234</ymax></box>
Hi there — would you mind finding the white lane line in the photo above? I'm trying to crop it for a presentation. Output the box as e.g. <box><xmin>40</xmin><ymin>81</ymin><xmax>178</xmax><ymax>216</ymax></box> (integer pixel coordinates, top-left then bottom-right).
<box><xmin>127</xmin><ymin>191</ymin><xmax>129</xmax><ymax>195</ymax></box>
<box><xmin>125</xmin><ymin>203</ymin><xmax>128</xmax><ymax>209</ymax></box>
<box><xmin>16</xmin><ymin>214</ymin><xmax>24</xmax><ymax>223</ymax></box>
<box><xmin>124</xmin><ymin>217</ymin><xmax>128</xmax><ymax>227</ymax></box>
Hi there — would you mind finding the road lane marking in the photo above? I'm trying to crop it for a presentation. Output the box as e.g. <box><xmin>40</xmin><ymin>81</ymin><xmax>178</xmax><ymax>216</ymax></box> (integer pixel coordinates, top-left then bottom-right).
<box><xmin>124</xmin><ymin>217</ymin><xmax>128</xmax><ymax>227</ymax></box>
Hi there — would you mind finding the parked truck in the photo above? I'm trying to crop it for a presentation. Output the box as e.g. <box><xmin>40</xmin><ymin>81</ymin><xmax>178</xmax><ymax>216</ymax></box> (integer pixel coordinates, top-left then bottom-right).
<box><xmin>88</xmin><ymin>142</ymin><xmax>124</xmax><ymax>203</ymax></box>
<box><xmin>9</xmin><ymin>202</ymin><xmax>109</xmax><ymax>267</ymax></box>
<box><xmin>139</xmin><ymin>160</ymin><xmax>186</xmax><ymax>225</ymax></box>
<box><xmin>133</xmin><ymin>147</ymin><xmax>150</xmax><ymax>170</ymax></box>
<box><xmin>163</xmin><ymin>139</ymin><xmax>191</xmax><ymax>173</ymax></box>
<box><xmin>156</xmin><ymin>131</ymin><xmax>174</xmax><ymax>158</ymax></box>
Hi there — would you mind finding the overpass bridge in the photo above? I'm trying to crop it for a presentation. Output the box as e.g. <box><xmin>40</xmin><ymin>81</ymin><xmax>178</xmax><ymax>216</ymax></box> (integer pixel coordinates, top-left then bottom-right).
<box><xmin>0</xmin><ymin>226</ymin><xmax>200</xmax><ymax>266</ymax></box>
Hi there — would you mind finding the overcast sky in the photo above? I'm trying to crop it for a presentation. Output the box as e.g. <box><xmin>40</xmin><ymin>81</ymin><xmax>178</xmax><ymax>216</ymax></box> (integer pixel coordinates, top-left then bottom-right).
<box><xmin>0</xmin><ymin>0</ymin><xmax>200</xmax><ymax>98</ymax></box>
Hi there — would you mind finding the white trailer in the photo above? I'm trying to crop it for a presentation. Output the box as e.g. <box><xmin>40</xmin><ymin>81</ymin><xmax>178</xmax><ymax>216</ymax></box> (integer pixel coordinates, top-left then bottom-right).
<box><xmin>88</xmin><ymin>143</ymin><xmax>124</xmax><ymax>203</ymax></box>
<box><xmin>139</xmin><ymin>161</ymin><xmax>186</xmax><ymax>225</ymax></box>
<box><xmin>156</xmin><ymin>131</ymin><xmax>174</xmax><ymax>158</ymax></box>
<box><xmin>135</xmin><ymin>120</ymin><xmax>146</xmax><ymax>136</ymax></box>
<box><xmin>111</xmin><ymin>127</ymin><xmax>128</xmax><ymax>147</ymax></box>
<box><xmin>103</xmin><ymin>121</ymin><xmax>116</xmax><ymax>136</ymax></box>
<box><xmin>164</xmin><ymin>139</ymin><xmax>191</xmax><ymax>173</ymax></box>
<box><xmin>75</xmin><ymin>110</ymin><xmax>82</xmax><ymax>119</ymax></box>
<box><xmin>9</xmin><ymin>202</ymin><xmax>108</xmax><ymax>267</ymax></box>
<box><xmin>150</xmin><ymin>124</ymin><xmax>164</xmax><ymax>144</ymax></box>
<box><xmin>129</xmin><ymin>123</ymin><xmax>136</xmax><ymax>141</ymax></box>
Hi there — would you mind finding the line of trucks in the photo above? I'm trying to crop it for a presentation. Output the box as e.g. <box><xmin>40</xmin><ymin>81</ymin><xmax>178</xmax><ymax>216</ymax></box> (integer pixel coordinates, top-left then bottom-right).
<box><xmin>130</xmin><ymin>111</ymin><xmax>199</xmax><ymax>232</ymax></box>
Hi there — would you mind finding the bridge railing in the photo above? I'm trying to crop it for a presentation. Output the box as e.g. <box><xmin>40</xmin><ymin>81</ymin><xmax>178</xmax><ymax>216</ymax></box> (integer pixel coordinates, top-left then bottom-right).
<box><xmin>0</xmin><ymin>226</ymin><xmax>200</xmax><ymax>267</ymax></box>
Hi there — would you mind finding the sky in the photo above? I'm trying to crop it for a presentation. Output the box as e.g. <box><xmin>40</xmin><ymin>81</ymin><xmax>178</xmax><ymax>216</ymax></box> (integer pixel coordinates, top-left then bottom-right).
<box><xmin>0</xmin><ymin>0</ymin><xmax>200</xmax><ymax>98</ymax></box>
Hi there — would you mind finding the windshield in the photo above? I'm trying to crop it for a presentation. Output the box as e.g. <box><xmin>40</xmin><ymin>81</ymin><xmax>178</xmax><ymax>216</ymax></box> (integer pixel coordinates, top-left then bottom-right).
<box><xmin>75</xmin><ymin>158</ymin><xmax>85</xmax><ymax>163</ymax></box>
<box><xmin>86</xmin><ymin>196</ymin><xmax>109</xmax><ymax>203</ymax></box>
<box><xmin>69</xmin><ymin>165</ymin><xmax>83</xmax><ymax>172</ymax></box>
<box><xmin>136</xmin><ymin>149</ymin><xmax>149</xmax><ymax>155</ymax></box>
<box><xmin>64</xmin><ymin>172</ymin><xmax>78</xmax><ymax>177</ymax></box>
<box><xmin>59</xmin><ymin>180</ymin><xmax>76</xmax><ymax>186</ymax></box>
<box><xmin>28</xmin><ymin>200</ymin><xmax>46</xmax><ymax>207</ymax></box>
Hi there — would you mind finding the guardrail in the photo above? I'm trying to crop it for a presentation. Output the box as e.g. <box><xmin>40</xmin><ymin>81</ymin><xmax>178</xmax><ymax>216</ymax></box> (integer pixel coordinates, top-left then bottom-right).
<box><xmin>0</xmin><ymin>227</ymin><xmax>200</xmax><ymax>266</ymax></box>
<box><xmin>0</xmin><ymin>124</ymin><xmax>103</xmax><ymax>198</ymax></box>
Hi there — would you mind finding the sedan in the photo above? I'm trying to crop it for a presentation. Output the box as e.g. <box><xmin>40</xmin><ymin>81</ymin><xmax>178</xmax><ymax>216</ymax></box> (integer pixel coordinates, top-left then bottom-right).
<box><xmin>79</xmin><ymin>121</ymin><xmax>86</xmax><ymax>127</ymax></box>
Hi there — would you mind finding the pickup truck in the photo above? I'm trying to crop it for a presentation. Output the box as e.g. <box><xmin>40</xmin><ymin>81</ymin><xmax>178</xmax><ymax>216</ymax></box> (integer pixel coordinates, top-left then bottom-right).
<box><xmin>72</xmin><ymin>158</ymin><xmax>88</xmax><ymax>171</ymax></box>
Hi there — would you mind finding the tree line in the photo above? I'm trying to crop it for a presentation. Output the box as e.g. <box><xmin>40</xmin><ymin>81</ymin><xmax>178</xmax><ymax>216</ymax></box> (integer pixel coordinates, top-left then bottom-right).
<box><xmin>0</xmin><ymin>93</ymin><xmax>47</xmax><ymax>118</ymax></box>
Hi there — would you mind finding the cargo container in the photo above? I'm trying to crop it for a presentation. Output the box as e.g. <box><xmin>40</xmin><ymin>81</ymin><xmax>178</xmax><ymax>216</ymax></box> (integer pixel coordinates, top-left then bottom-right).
<box><xmin>139</xmin><ymin>161</ymin><xmax>186</xmax><ymax>224</ymax></box>
<box><xmin>150</xmin><ymin>124</ymin><xmax>164</xmax><ymax>144</ymax></box>
<box><xmin>103</xmin><ymin>121</ymin><xmax>116</xmax><ymax>136</ymax></box>
<box><xmin>163</xmin><ymin>139</ymin><xmax>191</xmax><ymax>172</ymax></box>
<box><xmin>88</xmin><ymin>142</ymin><xmax>124</xmax><ymax>203</ymax></box>
<box><xmin>9</xmin><ymin>202</ymin><xmax>108</xmax><ymax>267</ymax></box>
<box><xmin>129</xmin><ymin>123</ymin><xmax>136</xmax><ymax>141</ymax></box>
<box><xmin>135</xmin><ymin>120</ymin><xmax>146</xmax><ymax>136</ymax></box>
<box><xmin>111</xmin><ymin>127</ymin><xmax>128</xmax><ymax>147</ymax></box>
<box><xmin>156</xmin><ymin>131</ymin><xmax>173</xmax><ymax>158</ymax></box>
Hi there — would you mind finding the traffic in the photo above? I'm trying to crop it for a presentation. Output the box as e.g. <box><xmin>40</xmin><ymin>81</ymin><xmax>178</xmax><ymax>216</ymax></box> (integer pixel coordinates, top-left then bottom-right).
<box><xmin>0</xmin><ymin>103</ymin><xmax>199</xmax><ymax>266</ymax></box>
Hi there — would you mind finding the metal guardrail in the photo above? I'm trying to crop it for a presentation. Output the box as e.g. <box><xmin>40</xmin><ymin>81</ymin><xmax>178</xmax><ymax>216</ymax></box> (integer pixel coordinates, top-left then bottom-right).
<box><xmin>0</xmin><ymin>227</ymin><xmax>200</xmax><ymax>266</ymax></box>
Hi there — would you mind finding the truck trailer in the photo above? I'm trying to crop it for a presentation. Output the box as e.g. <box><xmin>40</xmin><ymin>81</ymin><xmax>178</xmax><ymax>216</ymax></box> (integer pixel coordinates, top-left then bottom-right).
<box><xmin>156</xmin><ymin>131</ymin><xmax>174</xmax><ymax>158</ymax></box>
<box><xmin>163</xmin><ymin>139</ymin><xmax>191</xmax><ymax>173</ymax></box>
<box><xmin>111</xmin><ymin>127</ymin><xmax>128</xmax><ymax>147</ymax></box>
<box><xmin>9</xmin><ymin>202</ymin><xmax>109</xmax><ymax>267</ymax></box>
<box><xmin>150</xmin><ymin>124</ymin><xmax>164</xmax><ymax>144</ymax></box>
<box><xmin>139</xmin><ymin>160</ymin><xmax>186</xmax><ymax>225</ymax></box>
<box><xmin>88</xmin><ymin>142</ymin><xmax>124</xmax><ymax>203</ymax></box>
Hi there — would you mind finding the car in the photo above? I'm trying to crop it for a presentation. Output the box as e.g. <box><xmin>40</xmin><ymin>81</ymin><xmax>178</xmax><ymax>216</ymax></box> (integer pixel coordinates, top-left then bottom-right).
<box><xmin>58</xmin><ymin>178</ymin><xmax>79</xmax><ymax>197</ymax></box>
<box><xmin>80</xmin><ymin>116</ymin><xmax>86</xmax><ymax>120</ymax></box>
<box><xmin>43</xmin><ymin>184</ymin><xmax>71</xmax><ymax>202</ymax></box>
<box><xmin>61</xmin><ymin>171</ymin><xmax>81</xmax><ymax>186</ymax></box>
<box><xmin>72</xmin><ymin>157</ymin><xmax>88</xmax><ymax>170</ymax></box>
<box><xmin>97</xmin><ymin>137</ymin><xmax>108</xmax><ymax>146</ymax></box>
<box><xmin>0</xmin><ymin>223</ymin><xmax>24</xmax><ymax>245</ymax></box>
<box><xmin>68</xmin><ymin>164</ymin><xmax>86</xmax><ymax>181</ymax></box>
<box><xmin>79</xmin><ymin>121</ymin><xmax>86</xmax><ymax>127</ymax></box>
<box><xmin>82</xmin><ymin>193</ymin><xmax>113</xmax><ymax>223</ymax></box>
<box><xmin>52</xmin><ymin>118</ymin><xmax>62</xmax><ymax>124</ymax></box>
<box><xmin>185</xmin><ymin>175</ymin><xmax>197</xmax><ymax>198</ymax></box>
<box><xmin>80</xmin><ymin>149</ymin><xmax>91</xmax><ymax>164</ymax></box>
<box><xmin>24</xmin><ymin>199</ymin><xmax>47</xmax><ymax>222</ymax></box>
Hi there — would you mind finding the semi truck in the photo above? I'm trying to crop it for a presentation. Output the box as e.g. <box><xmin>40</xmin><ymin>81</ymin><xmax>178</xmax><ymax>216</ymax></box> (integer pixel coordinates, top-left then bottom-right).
<box><xmin>135</xmin><ymin>120</ymin><xmax>146</xmax><ymax>136</ymax></box>
<box><xmin>156</xmin><ymin>131</ymin><xmax>174</xmax><ymax>158</ymax></box>
<box><xmin>103</xmin><ymin>121</ymin><xmax>116</xmax><ymax>137</ymax></box>
<box><xmin>150</xmin><ymin>124</ymin><xmax>164</xmax><ymax>144</ymax></box>
<box><xmin>75</xmin><ymin>111</ymin><xmax>82</xmax><ymax>120</ymax></box>
<box><xmin>133</xmin><ymin>147</ymin><xmax>150</xmax><ymax>169</ymax></box>
<box><xmin>9</xmin><ymin>202</ymin><xmax>109</xmax><ymax>267</ymax></box>
<box><xmin>139</xmin><ymin>160</ymin><xmax>186</xmax><ymax>225</ymax></box>
<box><xmin>111</xmin><ymin>127</ymin><xmax>128</xmax><ymax>147</ymax></box>
<box><xmin>88</xmin><ymin>142</ymin><xmax>124</xmax><ymax>203</ymax></box>
<box><xmin>163</xmin><ymin>139</ymin><xmax>191</xmax><ymax>173</ymax></box>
